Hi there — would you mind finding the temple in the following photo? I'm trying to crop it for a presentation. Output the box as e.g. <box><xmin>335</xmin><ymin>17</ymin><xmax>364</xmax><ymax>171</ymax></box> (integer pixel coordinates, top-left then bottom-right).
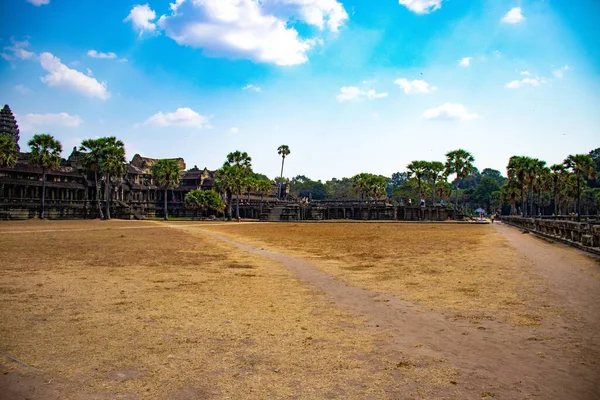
<box><xmin>0</xmin><ymin>105</ymin><xmax>449</xmax><ymax>221</ymax></box>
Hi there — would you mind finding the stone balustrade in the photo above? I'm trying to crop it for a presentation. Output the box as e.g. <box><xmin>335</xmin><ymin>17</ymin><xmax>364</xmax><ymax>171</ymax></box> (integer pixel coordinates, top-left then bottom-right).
<box><xmin>501</xmin><ymin>216</ymin><xmax>600</xmax><ymax>255</ymax></box>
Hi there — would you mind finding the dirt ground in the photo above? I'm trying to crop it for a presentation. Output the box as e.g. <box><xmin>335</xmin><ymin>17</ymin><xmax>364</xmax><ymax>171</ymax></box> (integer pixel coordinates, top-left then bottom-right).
<box><xmin>1</xmin><ymin>220</ymin><xmax>599</xmax><ymax>399</ymax></box>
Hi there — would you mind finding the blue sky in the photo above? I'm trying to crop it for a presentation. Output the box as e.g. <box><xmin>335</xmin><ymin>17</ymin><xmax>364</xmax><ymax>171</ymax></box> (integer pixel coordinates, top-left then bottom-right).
<box><xmin>1</xmin><ymin>0</ymin><xmax>599</xmax><ymax>180</ymax></box>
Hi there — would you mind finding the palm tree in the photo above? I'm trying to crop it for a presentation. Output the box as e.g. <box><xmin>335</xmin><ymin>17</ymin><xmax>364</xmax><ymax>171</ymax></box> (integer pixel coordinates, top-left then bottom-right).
<box><xmin>564</xmin><ymin>154</ymin><xmax>598</xmax><ymax>219</ymax></box>
<box><xmin>244</xmin><ymin>176</ymin><xmax>258</xmax><ymax>202</ymax></box>
<box><xmin>426</xmin><ymin>161</ymin><xmax>445</xmax><ymax>206</ymax></box>
<box><xmin>444</xmin><ymin>149</ymin><xmax>475</xmax><ymax>219</ymax></box>
<box><xmin>501</xmin><ymin>179</ymin><xmax>521</xmax><ymax>215</ymax></box>
<box><xmin>507</xmin><ymin>156</ymin><xmax>531</xmax><ymax>216</ymax></box>
<box><xmin>152</xmin><ymin>159</ymin><xmax>182</xmax><ymax>221</ymax></box>
<box><xmin>214</xmin><ymin>165</ymin><xmax>236</xmax><ymax>221</ymax></box>
<box><xmin>257</xmin><ymin>179</ymin><xmax>272</xmax><ymax>202</ymax></box>
<box><xmin>80</xmin><ymin>138</ymin><xmax>106</xmax><ymax>219</ymax></box>
<box><xmin>99</xmin><ymin>137</ymin><xmax>126</xmax><ymax>220</ymax></box>
<box><xmin>525</xmin><ymin>158</ymin><xmax>546</xmax><ymax>217</ymax></box>
<box><xmin>277</xmin><ymin>145</ymin><xmax>290</xmax><ymax>199</ymax></box>
<box><xmin>407</xmin><ymin>161</ymin><xmax>429</xmax><ymax>220</ymax></box>
<box><xmin>27</xmin><ymin>134</ymin><xmax>62</xmax><ymax>219</ymax></box>
<box><xmin>221</xmin><ymin>151</ymin><xmax>253</xmax><ymax>220</ymax></box>
<box><xmin>0</xmin><ymin>135</ymin><xmax>18</xmax><ymax>168</ymax></box>
<box><xmin>549</xmin><ymin>164</ymin><xmax>565</xmax><ymax>215</ymax></box>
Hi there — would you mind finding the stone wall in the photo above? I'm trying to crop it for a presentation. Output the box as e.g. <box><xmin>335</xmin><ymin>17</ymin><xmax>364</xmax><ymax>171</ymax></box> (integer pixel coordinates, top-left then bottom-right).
<box><xmin>501</xmin><ymin>216</ymin><xmax>600</xmax><ymax>255</ymax></box>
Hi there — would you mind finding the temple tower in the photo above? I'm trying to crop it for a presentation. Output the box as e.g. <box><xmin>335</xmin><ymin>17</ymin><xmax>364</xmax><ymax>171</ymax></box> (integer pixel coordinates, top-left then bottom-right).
<box><xmin>0</xmin><ymin>104</ymin><xmax>20</xmax><ymax>151</ymax></box>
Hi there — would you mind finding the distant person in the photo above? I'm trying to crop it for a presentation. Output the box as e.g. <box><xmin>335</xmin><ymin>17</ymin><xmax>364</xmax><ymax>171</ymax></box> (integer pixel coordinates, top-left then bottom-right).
<box><xmin>491</xmin><ymin>213</ymin><xmax>495</xmax><ymax>223</ymax></box>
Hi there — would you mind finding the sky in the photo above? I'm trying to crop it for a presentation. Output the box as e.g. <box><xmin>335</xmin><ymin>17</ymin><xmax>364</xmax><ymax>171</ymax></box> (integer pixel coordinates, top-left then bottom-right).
<box><xmin>1</xmin><ymin>0</ymin><xmax>599</xmax><ymax>181</ymax></box>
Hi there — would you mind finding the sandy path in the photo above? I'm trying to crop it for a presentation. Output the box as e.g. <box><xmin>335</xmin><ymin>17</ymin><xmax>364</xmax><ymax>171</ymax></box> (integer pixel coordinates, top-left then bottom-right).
<box><xmin>182</xmin><ymin>226</ymin><xmax>600</xmax><ymax>400</ymax></box>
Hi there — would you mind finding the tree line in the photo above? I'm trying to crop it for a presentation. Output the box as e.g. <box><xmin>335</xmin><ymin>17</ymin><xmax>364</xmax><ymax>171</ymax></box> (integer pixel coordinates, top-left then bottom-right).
<box><xmin>1</xmin><ymin>133</ymin><xmax>598</xmax><ymax>220</ymax></box>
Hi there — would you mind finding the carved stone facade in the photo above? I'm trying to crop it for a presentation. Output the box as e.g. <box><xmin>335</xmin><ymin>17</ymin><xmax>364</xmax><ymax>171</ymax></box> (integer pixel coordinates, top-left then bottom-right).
<box><xmin>0</xmin><ymin>104</ymin><xmax>20</xmax><ymax>152</ymax></box>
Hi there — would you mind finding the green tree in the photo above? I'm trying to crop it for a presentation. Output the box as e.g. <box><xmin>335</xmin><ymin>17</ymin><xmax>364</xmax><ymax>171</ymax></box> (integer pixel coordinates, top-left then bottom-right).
<box><xmin>425</xmin><ymin>161</ymin><xmax>445</xmax><ymax>206</ymax></box>
<box><xmin>152</xmin><ymin>159</ymin><xmax>182</xmax><ymax>221</ymax></box>
<box><xmin>501</xmin><ymin>179</ymin><xmax>522</xmax><ymax>215</ymax></box>
<box><xmin>0</xmin><ymin>135</ymin><xmax>18</xmax><ymax>168</ymax></box>
<box><xmin>98</xmin><ymin>137</ymin><xmax>126</xmax><ymax>220</ymax></box>
<box><xmin>445</xmin><ymin>149</ymin><xmax>475</xmax><ymax>219</ymax></box>
<box><xmin>507</xmin><ymin>156</ymin><xmax>531</xmax><ymax>216</ymax></box>
<box><xmin>185</xmin><ymin>189</ymin><xmax>224</xmax><ymax>217</ymax></box>
<box><xmin>216</xmin><ymin>151</ymin><xmax>253</xmax><ymax>220</ymax></box>
<box><xmin>27</xmin><ymin>134</ymin><xmax>62</xmax><ymax>219</ymax></box>
<box><xmin>257</xmin><ymin>179</ymin><xmax>272</xmax><ymax>202</ymax></box>
<box><xmin>549</xmin><ymin>164</ymin><xmax>566</xmax><ymax>215</ymax></box>
<box><xmin>564</xmin><ymin>154</ymin><xmax>598</xmax><ymax>219</ymax></box>
<box><xmin>524</xmin><ymin>158</ymin><xmax>546</xmax><ymax>216</ymax></box>
<box><xmin>407</xmin><ymin>161</ymin><xmax>429</xmax><ymax>207</ymax></box>
<box><xmin>277</xmin><ymin>145</ymin><xmax>290</xmax><ymax>199</ymax></box>
<box><xmin>79</xmin><ymin>138</ymin><xmax>106</xmax><ymax>219</ymax></box>
<box><xmin>472</xmin><ymin>176</ymin><xmax>500</xmax><ymax>211</ymax></box>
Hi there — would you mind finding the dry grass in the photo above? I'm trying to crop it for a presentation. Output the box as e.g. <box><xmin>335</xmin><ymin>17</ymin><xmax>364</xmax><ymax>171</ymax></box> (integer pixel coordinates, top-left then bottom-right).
<box><xmin>0</xmin><ymin>220</ymin><xmax>460</xmax><ymax>399</ymax></box>
<box><xmin>198</xmin><ymin>222</ymin><xmax>558</xmax><ymax>326</ymax></box>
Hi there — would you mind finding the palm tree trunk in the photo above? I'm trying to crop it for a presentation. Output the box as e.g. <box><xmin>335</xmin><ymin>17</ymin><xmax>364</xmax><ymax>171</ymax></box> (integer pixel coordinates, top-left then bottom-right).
<box><xmin>577</xmin><ymin>175</ymin><xmax>581</xmax><ymax>221</ymax></box>
<box><xmin>236</xmin><ymin>191</ymin><xmax>241</xmax><ymax>220</ymax></box>
<box><xmin>40</xmin><ymin>168</ymin><xmax>46</xmax><ymax>219</ymax></box>
<box><xmin>226</xmin><ymin>190</ymin><xmax>232</xmax><ymax>221</ymax></box>
<box><xmin>521</xmin><ymin>185</ymin><xmax>526</xmax><ymax>216</ymax></box>
<box><xmin>94</xmin><ymin>170</ymin><xmax>104</xmax><ymax>219</ymax></box>
<box><xmin>164</xmin><ymin>188</ymin><xmax>168</xmax><ymax>221</ymax></box>
<box><xmin>279</xmin><ymin>157</ymin><xmax>285</xmax><ymax>199</ymax></box>
<box><xmin>529</xmin><ymin>187</ymin><xmax>534</xmax><ymax>217</ymax></box>
<box><xmin>453</xmin><ymin>179</ymin><xmax>458</xmax><ymax>219</ymax></box>
<box><xmin>553</xmin><ymin>182</ymin><xmax>558</xmax><ymax>215</ymax></box>
<box><xmin>105</xmin><ymin>173</ymin><xmax>111</xmax><ymax>220</ymax></box>
<box><xmin>431</xmin><ymin>180</ymin><xmax>436</xmax><ymax>206</ymax></box>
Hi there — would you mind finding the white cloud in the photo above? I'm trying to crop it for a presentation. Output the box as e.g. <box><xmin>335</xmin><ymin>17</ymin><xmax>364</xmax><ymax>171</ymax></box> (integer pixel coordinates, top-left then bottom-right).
<box><xmin>87</xmin><ymin>50</ymin><xmax>117</xmax><ymax>59</ymax></box>
<box><xmin>14</xmin><ymin>84</ymin><xmax>32</xmax><ymax>94</ymax></box>
<box><xmin>230</xmin><ymin>127</ymin><xmax>240</xmax><ymax>134</ymax></box>
<box><xmin>156</xmin><ymin>0</ymin><xmax>345</xmax><ymax>66</ymax></box>
<box><xmin>552</xmin><ymin>65</ymin><xmax>570</xmax><ymax>78</ymax></box>
<box><xmin>243</xmin><ymin>84</ymin><xmax>261</xmax><ymax>92</ymax></box>
<box><xmin>86</xmin><ymin>68</ymin><xmax>94</xmax><ymax>77</ymax></box>
<box><xmin>501</xmin><ymin>7</ymin><xmax>524</xmax><ymax>24</ymax></box>
<box><xmin>117</xmin><ymin>58</ymin><xmax>128</xmax><ymax>63</ymax></box>
<box><xmin>25</xmin><ymin>0</ymin><xmax>50</xmax><ymax>6</ymax></box>
<box><xmin>17</xmin><ymin>112</ymin><xmax>83</xmax><ymax>132</ymax></box>
<box><xmin>394</xmin><ymin>78</ymin><xmax>437</xmax><ymax>94</ymax></box>
<box><xmin>2</xmin><ymin>38</ymin><xmax>36</xmax><ymax>61</ymax></box>
<box><xmin>422</xmin><ymin>103</ymin><xmax>479</xmax><ymax>121</ymax></box>
<box><xmin>142</xmin><ymin>107</ymin><xmax>210</xmax><ymax>128</ymax></box>
<box><xmin>505</xmin><ymin>77</ymin><xmax>547</xmax><ymax>89</ymax></box>
<box><xmin>366</xmin><ymin>89</ymin><xmax>388</xmax><ymax>99</ymax></box>
<box><xmin>269</xmin><ymin>0</ymin><xmax>348</xmax><ymax>32</ymax></box>
<box><xmin>39</xmin><ymin>52</ymin><xmax>110</xmax><ymax>100</ymax></box>
<box><xmin>336</xmin><ymin>86</ymin><xmax>387</xmax><ymax>102</ymax></box>
<box><xmin>520</xmin><ymin>71</ymin><xmax>530</xmax><ymax>76</ymax></box>
<box><xmin>124</xmin><ymin>4</ymin><xmax>157</xmax><ymax>35</ymax></box>
<box><xmin>459</xmin><ymin>57</ymin><xmax>472</xmax><ymax>67</ymax></box>
<box><xmin>398</xmin><ymin>0</ymin><xmax>443</xmax><ymax>14</ymax></box>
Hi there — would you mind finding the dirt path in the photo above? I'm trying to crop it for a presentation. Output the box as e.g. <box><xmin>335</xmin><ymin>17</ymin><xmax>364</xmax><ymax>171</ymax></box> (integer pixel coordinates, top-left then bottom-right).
<box><xmin>183</xmin><ymin>226</ymin><xmax>600</xmax><ymax>400</ymax></box>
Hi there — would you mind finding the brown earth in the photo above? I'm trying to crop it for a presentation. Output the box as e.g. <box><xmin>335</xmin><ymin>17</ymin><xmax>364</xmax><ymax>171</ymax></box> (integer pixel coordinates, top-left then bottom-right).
<box><xmin>1</xmin><ymin>220</ymin><xmax>599</xmax><ymax>399</ymax></box>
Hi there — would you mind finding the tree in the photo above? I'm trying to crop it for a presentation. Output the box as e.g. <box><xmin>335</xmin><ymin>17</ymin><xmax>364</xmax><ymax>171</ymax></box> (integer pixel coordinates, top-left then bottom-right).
<box><xmin>445</xmin><ymin>149</ymin><xmax>475</xmax><ymax>219</ymax></box>
<box><xmin>351</xmin><ymin>173</ymin><xmax>386</xmax><ymax>201</ymax></box>
<box><xmin>27</xmin><ymin>134</ymin><xmax>62</xmax><ymax>219</ymax></box>
<box><xmin>98</xmin><ymin>137</ymin><xmax>126</xmax><ymax>220</ymax></box>
<box><xmin>406</xmin><ymin>161</ymin><xmax>429</xmax><ymax>208</ymax></box>
<box><xmin>244</xmin><ymin>176</ymin><xmax>258</xmax><ymax>202</ymax></box>
<box><xmin>216</xmin><ymin>151</ymin><xmax>253</xmax><ymax>220</ymax></box>
<box><xmin>80</xmin><ymin>138</ymin><xmax>106</xmax><ymax>219</ymax></box>
<box><xmin>185</xmin><ymin>189</ymin><xmax>224</xmax><ymax>217</ymax></box>
<box><xmin>507</xmin><ymin>156</ymin><xmax>531</xmax><ymax>216</ymax></box>
<box><xmin>472</xmin><ymin>176</ymin><xmax>500</xmax><ymax>211</ymax></box>
<box><xmin>0</xmin><ymin>135</ymin><xmax>18</xmax><ymax>168</ymax></box>
<box><xmin>152</xmin><ymin>159</ymin><xmax>182</xmax><ymax>221</ymax></box>
<box><xmin>525</xmin><ymin>158</ymin><xmax>546</xmax><ymax>216</ymax></box>
<box><xmin>564</xmin><ymin>154</ymin><xmax>597</xmax><ymax>219</ymax></box>
<box><xmin>277</xmin><ymin>145</ymin><xmax>291</xmax><ymax>199</ymax></box>
<box><xmin>501</xmin><ymin>179</ymin><xmax>522</xmax><ymax>215</ymax></box>
<box><xmin>481</xmin><ymin>168</ymin><xmax>507</xmax><ymax>186</ymax></box>
<box><xmin>257</xmin><ymin>179</ymin><xmax>272</xmax><ymax>202</ymax></box>
<box><xmin>549</xmin><ymin>164</ymin><xmax>566</xmax><ymax>215</ymax></box>
<box><xmin>426</xmin><ymin>161</ymin><xmax>445</xmax><ymax>206</ymax></box>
